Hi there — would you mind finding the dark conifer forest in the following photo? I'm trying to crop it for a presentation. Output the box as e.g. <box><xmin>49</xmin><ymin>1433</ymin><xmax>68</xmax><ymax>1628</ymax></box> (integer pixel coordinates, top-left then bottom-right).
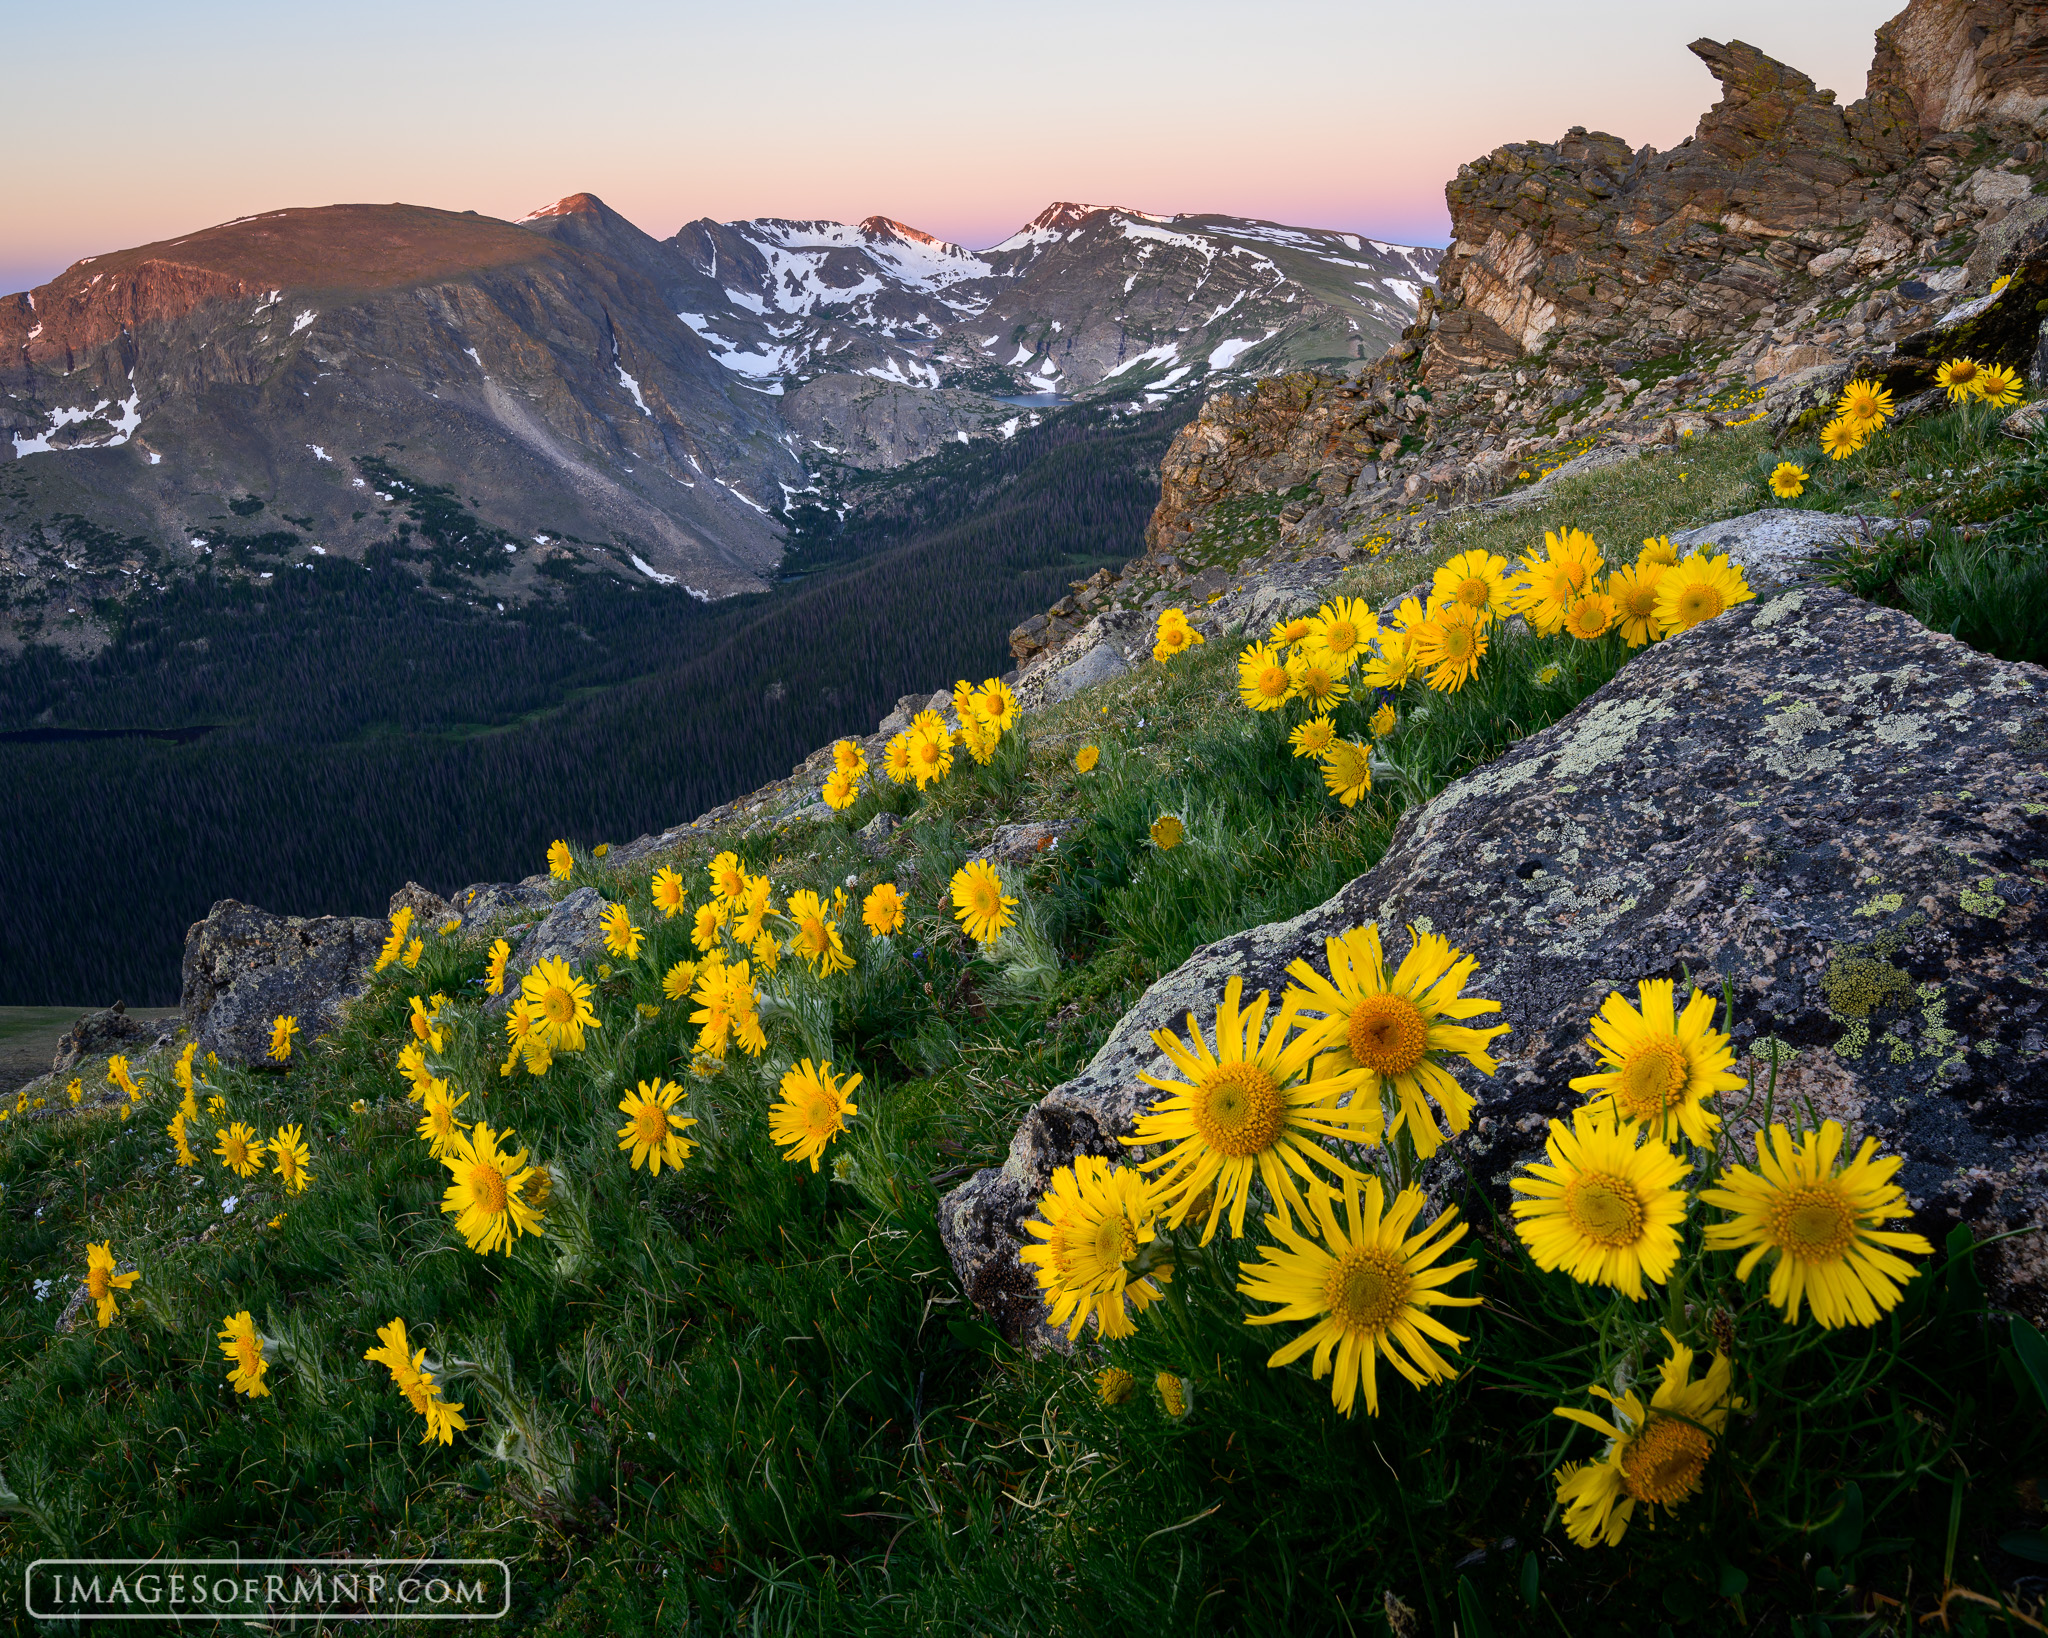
<box><xmin>0</xmin><ymin>401</ymin><xmax>1192</xmax><ymax>1004</ymax></box>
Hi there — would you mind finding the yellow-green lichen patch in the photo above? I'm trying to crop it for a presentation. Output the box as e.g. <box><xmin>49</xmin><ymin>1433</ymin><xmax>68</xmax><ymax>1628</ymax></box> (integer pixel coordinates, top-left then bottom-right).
<box><xmin>1547</xmin><ymin>694</ymin><xmax>1681</xmax><ymax>783</ymax></box>
<box><xmin>1960</xmin><ymin>877</ymin><xmax>2009</xmax><ymax>918</ymax></box>
<box><xmin>1855</xmin><ymin>892</ymin><xmax>1906</xmax><ymax>918</ymax></box>
<box><xmin>1823</xmin><ymin>940</ymin><xmax>1916</xmax><ymax>1060</ymax></box>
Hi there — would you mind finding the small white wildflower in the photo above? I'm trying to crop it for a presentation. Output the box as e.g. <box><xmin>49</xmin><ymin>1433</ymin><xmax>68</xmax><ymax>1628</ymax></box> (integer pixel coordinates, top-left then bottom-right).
<box><xmin>33</xmin><ymin>1279</ymin><xmax>52</xmax><ymax>1303</ymax></box>
<box><xmin>221</xmin><ymin>1195</ymin><xmax>240</xmax><ymax>1215</ymax></box>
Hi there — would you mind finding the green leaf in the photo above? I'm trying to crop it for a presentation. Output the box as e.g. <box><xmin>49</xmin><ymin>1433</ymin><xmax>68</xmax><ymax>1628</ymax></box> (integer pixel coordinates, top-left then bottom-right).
<box><xmin>2010</xmin><ymin>1316</ymin><xmax>2048</xmax><ymax>1414</ymax></box>
<box><xmin>1717</xmin><ymin>1562</ymin><xmax>1749</xmax><ymax>1599</ymax></box>
<box><xmin>1455</xmin><ymin>1575</ymin><xmax>1494</xmax><ymax>1638</ymax></box>
<box><xmin>1816</xmin><ymin>1481</ymin><xmax>1864</xmax><ymax>1559</ymax></box>
<box><xmin>2000</xmin><ymin>1529</ymin><xmax>2048</xmax><ymax>1564</ymax></box>
<box><xmin>1519</xmin><ymin>1550</ymin><xmax>1540</xmax><ymax>1611</ymax></box>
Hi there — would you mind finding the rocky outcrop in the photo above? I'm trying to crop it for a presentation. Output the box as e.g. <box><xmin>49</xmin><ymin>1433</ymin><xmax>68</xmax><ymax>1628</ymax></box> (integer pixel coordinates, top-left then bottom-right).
<box><xmin>940</xmin><ymin>585</ymin><xmax>2048</xmax><ymax>1344</ymax></box>
<box><xmin>780</xmin><ymin>376</ymin><xmax>1024</xmax><ymax>471</ymax></box>
<box><xmin>179</xmin><ymin>899</ymin><xmax>386</xmax><ymax>1066</ymax></box>
<box><xmin>485</xmin><ymin>887</ymin><xmax>608</xmax><ymax>1015</ymax></box>
<box><xmin>49</xmin><ymin>1002</ymin><xmax>158</xmax><ymax>1076</ymax></box>
<box><xmin>1870</xmin><ymin>0</ymin><xmax>2048</xmax><ymax>135</ymax></box>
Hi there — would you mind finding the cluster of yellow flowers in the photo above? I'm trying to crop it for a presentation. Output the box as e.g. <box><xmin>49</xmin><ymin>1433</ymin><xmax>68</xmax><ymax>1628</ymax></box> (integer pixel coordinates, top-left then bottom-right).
<box><xmin>1214</xmin><ymin>530</ymin><xmax>1753</xmax><ymax>810</ymax></box>
<box><xmin>1022</xmin><ymin>924</ymin><xmax>1932</xmax><ymax>1553</ymax></box>
<box><xmin>871</xmin><ymin>678</ymin><xmax>1022</xmax><ymax>799</ymax></box>
<box><xmin>365</xmin><ymin>1317</ymin><xmax>469</xmax><ymax>1444</ymax></box>
<box><xmin>374</xmin><ymin>905</ymin><xmax>424</xmax><ymax>972</ymax></box>
<box><xmin>1152</xmin><ymin>607</ymin><xmax>1205</xmax><ymax>662</ymax></box>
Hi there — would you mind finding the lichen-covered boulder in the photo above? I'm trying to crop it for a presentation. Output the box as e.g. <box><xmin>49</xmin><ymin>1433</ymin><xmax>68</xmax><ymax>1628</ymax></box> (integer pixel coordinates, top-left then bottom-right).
<box><xmin>50</xmin><ymin>1002</ymin><xmax>159</xmax><ymax>1076</ymax></box>
<box><xmin>484</xmin><ymin>886</ymin><xmax>607</xmax><ymax>1016</ymax></box>
<box><xmin>180</xmin><ymin>900</ymin><xmax>386</xmax><ymax>1066</ymax></box>
<box><xmin>939</xmin><ymin>585</ymin><xmax>2048</xmax><ymax>1344</ymax></box>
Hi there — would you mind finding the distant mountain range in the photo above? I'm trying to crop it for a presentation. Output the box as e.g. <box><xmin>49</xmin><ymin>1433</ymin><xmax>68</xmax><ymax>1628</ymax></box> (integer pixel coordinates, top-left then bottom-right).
<box><xmin>0</xmin><ymin>196</ymin><xmax>1436</xmax><ymax>635</ymax></box>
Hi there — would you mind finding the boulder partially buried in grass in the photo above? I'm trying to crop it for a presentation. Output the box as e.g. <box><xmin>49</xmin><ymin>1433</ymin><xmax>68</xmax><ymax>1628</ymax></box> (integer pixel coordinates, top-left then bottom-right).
<box><xmin>939</xmin><ymin>584</ymin><xmax>2048</xmax><ymax>1345</ymax></box>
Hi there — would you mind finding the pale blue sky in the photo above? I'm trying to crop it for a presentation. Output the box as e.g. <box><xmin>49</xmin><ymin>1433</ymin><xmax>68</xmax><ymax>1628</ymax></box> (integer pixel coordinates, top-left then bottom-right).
<box><xmin>1</xmin><ymin>0</ymin><xmax>1908</xmax><ymax>294</ymax></box>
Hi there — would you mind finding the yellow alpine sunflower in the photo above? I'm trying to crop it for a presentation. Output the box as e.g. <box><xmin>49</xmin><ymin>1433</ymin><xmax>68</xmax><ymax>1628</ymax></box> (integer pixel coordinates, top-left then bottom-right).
<box><xmin>1150</xmin><ymin>813</ymin><xmax>1186</xmax><ymax>849</ymax></box>
<box><xmin>416</xmin><ymin>1081</ymin><xmax>471</xmax><ymax>1159</ymax></box>
<box><xmin>1410</xmin><ymin>603</ymin><xmax>1488</xmax><ymax>691</ymax></box>
<box><xmin>1237</xmin><ymin>1177</ymin><xmax>1479</xmax><ymax>1418</ymax></box>
<box><xmin>768</xmin><ymin>1059</ymin><xmax>862</xmax><ymax>1170</ymax></box>
<box><xmin>950</xmin><ymin>859</ymin><xmax>1017</xmax><ymax>944</ymax></box>
<box><xmin>1306</xmin><ymin>596</ymin><xmax>1377</xmax><ymax>669</ymax></box>
<box><xmin>1509</xmin><ymin>528</ymin><xmax>1604</xmax><ymax>636</ymax></box>
<box><xmin>1935</xmin><ymin>355</ymin><xmax>1983</xmax><ymax>401</ymax></box>
<box><xmin>1019</xmin><ymin>1157</ymin><xmax>1174</xmax><ymax>1340</ymax></box>
<box><xmin>547</xmin><ymin>839</ymin><xmax>574</xmax><ymax>881</ymax></box>
<box><xmin>1121</xmin><ymin>975</ymin><xmax>1377</xmax><ymax>1242</ymax></box>
<box><xmin>402</xmin><ymin>936</ymin><xmax>424</xmax><ymax>969</ymax></box>
<box><xmin>1818</xmin><ymin>416</ymin><xmax>1866</xmax><ymax>461</ymax></box>
<box><xmin>708</xmin><ymin>850</ymin><xmax>749</xmax><ymax>905</ymax></box>
<box><xmin>485</xmin><ymin>937</ymin><xmax>512</xmax><ymax>995</ymax></box>
<box><xmin>377</xmin><ymin>906</ymin><xmax>415</xmax><ymax>972</ymax></box>
<box><xmin>1096</xmin><ymin>1366</ymin><xmax>1137</xmax><ymax>1406</ymax></box>
<box><xmin>439</xmin><ymin>1122</ymin><xmax>546</xmax><ymax>1254</ymax></box>
<box><xmin>974</xmin><ymin>678</ymin><xmax>1019</xmax><ymax>732</ymax></box>
<box><xmin>750</xmin><ymin>930</ymin><xmax>780</xmax><ymax>973</ymax></box>
<box><xmin>787</xmin><ymin>888</ymin><xmax>855</xmax><ymax>975</ymax></box>
<box><xmin>365</xmin><ymin>1317</ymin><xmax>470</xmax><ymax>1446</ymax></box>
<box><xmin>1431</xmin><ymin>549</ymin><xmax>1510</xmax><ymax>623</ymax></box>
<box><xmin>1075</xmin><ymin>744</ymin><xmax>1101</xmax><ymax>773</ymax></box>
<box><xmin>1836</xmin><ymin>377</ymin><xmax>1893</xmax><ymax>428</ymax></box>
<box><xmin>1569</xmin><ymin>978</ymin><xmax>1744</xmax><ymax>1146</ymax></box>
<box><xmin>270</xmin><ymin>1123</ymin><xmax>312</xmax><ymax>1195</ymax></box>
<box><xmin>108</xmin><ymin>1055</ymin><xmax>140</xmax><ymax>1097</ymax></box>
<box><xmin>907</xmin><ymin>724</ymin><xmax>954</xmax><ymax>788</ymax></box>
<box><xmin>1976</xmin><ymin>362</ymin><xmax>2024</xmax><ymax>407</ymax></box>
<box><xmin>1283</xmin><ymin>922</ymin><xmax>1509</xmax><ymax>1160</ymax></box>
<box><xmin>1652</xmin><ymin>552</ymin><xmax>1755</xmax><ymax>637</ymax></box>
<box><xmin>1289</xmin><ymin>714</ymin><xmax>1338</xmax><ymax>759</ymax></box>
<box><xmin>1510</xmin><ymin>1105</ymin><xmax>1689</xmax><ymax>1299</ymax></box>
<box><xmin>600</xmin><ymin>902</ymin><xmax>644</xmax><ymax>961</ymax></box>
<box><xmin>1360</xmin><ymin>629</ymin><xmax>1421</xmax><ymax>690</ymax></box>
<box><xmin>218</xmin><ymin>1311</ymin><xmax>271</xmax><ymax>1398</ymax></box>
<box><xmin>691</xmin><ymin>959</ymin><xmax>766</xmax><ymax>1059</ymax></box>
<box><xmin>520</xmin><ymin>957</ymin><xmax>601</xmax><ymax>1052</ymax></box>
<box><xmin>1554</xmin><ymin>1329</ymin><xmax>1737</xmax><ymax>1547</ymax></box>
<box><xmin>617</xmin><ymin>1079</ymin><xmax>697</xmax><ymax>1175</ymax></box>
<box><xmin>86</xmin><ymin>1241</ymin><xmax>139</xmax><ymax>1327</ymax></box>
<box><xmin>1237</xmin><ymin>640</ymin><xmax>1295</xmax><ymax>711</ymax></box>
<box><xmin>731</xmin><ymin>872</ymin><xmax>777</xmax><ymax>944</ymax></box>
<box><xmin>661</xmin><ymin>957</ymin><xmax>699</xmax><ymax>1001</ymax></box>
<box><xmin>1369</xmin><ymin>702</ymin><xmax>1398</xmax><ymax>738</ymax></box>
<box><xmin>832</xmin><ymin>737</ymin><xmax>868</xmax><ymax>777</ymax></box>
<box><xmin>267</xmin><ymin>1014</ymin><xmax>300</xmax><ymax>1062</ymax></box>
<box><xmin>215</xmin><ymin>1122</ymin><xmax>266</xmax><ymax>1178</ymax></box>
<box><xmin>1700</xmin><ymin>1120</ymin><xmax>1932</xmax><ymax>1327</ymax></box>
<box><xmin>691</xmin><ymin>900</ymin><xmax>729</xmax><ymax>953</ymax></box>
<box><xmin>1562</xmin><ymin>591</ymin><xmax>1619</xmax><ymax>641</ymax></box>
<box><xmin>1636</xmin><ymin>535</ymin><xmax>1679</xmax><ymax>569</ymax></box>
<box><xmin>407</xmin><ymin>994</ymin><xmax>445</xmax><ymax>1052</ymax></box>
<box><xmin>1288</xmin><ymin>651</ymin><xmax>1351</xmax><ymax>711</ymax></box>
<box><xmin>823</xmin><ymin>766</ymin><xmax>862</xmax><ymax>809</ymax></box>
<box><xmin>651</xmin><ymin>867</ymin><xmax>689</xmax><ymax>919</ymax></box>
<box><xmin>167</xmin><ymin>1110</ymin><xmax>197</xmax><ymax>1168</ymax></box>
<box><xmin>1270</xmin><ymin>613</ymin><xmax>1316</xmax><ymax>649</ymax></box>
<box><xmin>883</xmin><ymin>731</ymin><xmax>916</xmax><ymax>783</ymax></box>
<box><xmin>1768</xmin><ymin>461</ymin><xmax>1807</xmax><ymax>498</ymax></box>
<box><xmin>1318</xmin><ymin>738</ymin><xmax>1374</xmax><ymax>807</ymax></box>
<box><xmin>958</xmin><ymin>719</ymin><xmax>999</xmax><ymax>766</ymax></box>
<box><xmin>862</xmin><ymin>882</ymin><xmax>906</xmax><ymax>937</ymax></box>
<box><xmin>1606</xmin><ymin>562</ymin><xmax>1666</xmax><ymax>648</ymax></box>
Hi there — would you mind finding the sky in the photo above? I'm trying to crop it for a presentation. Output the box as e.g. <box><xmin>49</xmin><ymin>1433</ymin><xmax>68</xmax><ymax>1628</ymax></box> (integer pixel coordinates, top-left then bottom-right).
<box><xmin>2</xmin><ymin>0</ymin><xmax>1907</xmax><ymax>297</ymax></box>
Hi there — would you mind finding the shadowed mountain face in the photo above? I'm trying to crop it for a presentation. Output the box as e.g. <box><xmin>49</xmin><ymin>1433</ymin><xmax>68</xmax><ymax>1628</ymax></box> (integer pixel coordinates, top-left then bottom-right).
<box><xmin>0</xmin><ymin>197</ymin><xmax>1433</xmax><ymax>647</ymax></box>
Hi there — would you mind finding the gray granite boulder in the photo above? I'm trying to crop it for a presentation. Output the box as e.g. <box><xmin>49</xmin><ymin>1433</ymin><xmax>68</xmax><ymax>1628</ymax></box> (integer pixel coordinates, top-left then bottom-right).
<box><xmin>180</xmin><ymin>900</ymin><xmax>386</xmax><ymax>1066</ymax></box>
<box><xmin>940</xmin><ymin>585</ymin><xmax>2048</xmax><ymax>1345</ymax></box>
<box><xmin>1045</xmin><ymin>641</ymin><xmax>1129</xmax><ymax>703</ymax></box>
<box><xmin>1670</xmin><ymin>508</ymin><xmax>1924</xmax><ymax>595</ymax></box>
<box><xmin>485</xmin><ymin>886</ymin><xmax>608</xmax><ymax>1015</ymax></box>
<box><xmin>450</xmin><ymin>878</ymin><xmax>555</xmax><ymax>923</ymax></box>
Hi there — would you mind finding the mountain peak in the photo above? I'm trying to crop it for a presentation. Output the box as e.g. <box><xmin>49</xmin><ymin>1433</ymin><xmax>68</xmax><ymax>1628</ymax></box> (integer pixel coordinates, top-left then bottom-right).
<box><xmin>857</xmin><ymin>215</ymin><xmax>959</xmax><ymax>251</ymax></box>
<box><xmin>523</xmin><ymin>192</ymin><xmax>608</xmax><ymax>221</ymax></box>
<box><xmin>1031</xmin><ymin>201</ymin><xmax>1169</xmax><ymax>231</ymax></box>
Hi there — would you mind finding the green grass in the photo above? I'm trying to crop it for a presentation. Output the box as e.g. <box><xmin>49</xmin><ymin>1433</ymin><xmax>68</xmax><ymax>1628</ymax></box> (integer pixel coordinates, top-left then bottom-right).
<box><xmin>4</xmin><ymin>404</ymin><xmax>2047</xmax><ymax>1635</ymax></box>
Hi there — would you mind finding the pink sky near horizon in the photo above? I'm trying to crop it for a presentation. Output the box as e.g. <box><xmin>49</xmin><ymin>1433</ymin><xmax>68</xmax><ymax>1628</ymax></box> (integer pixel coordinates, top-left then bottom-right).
<box><xmin>3</xmin><ymin>0</ymin><xmax>1906</xmax><ymax>298</ymax></box>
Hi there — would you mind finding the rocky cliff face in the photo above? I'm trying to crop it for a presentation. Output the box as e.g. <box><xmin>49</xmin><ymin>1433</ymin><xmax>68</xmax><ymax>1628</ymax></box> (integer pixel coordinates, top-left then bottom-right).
<box><xmin>1110</xmin><ymin>0</ymin><xmax>2048</xmax><ymax>620</ymax></box>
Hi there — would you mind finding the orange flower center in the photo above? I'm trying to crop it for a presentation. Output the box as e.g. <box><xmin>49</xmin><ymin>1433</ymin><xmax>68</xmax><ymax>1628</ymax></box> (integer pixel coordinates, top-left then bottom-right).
<box><xmin>1347</xmin><ymin>993</ymin><xmax>1429</xmax><ymax>1077</ymax></box>
<box><xmin>1190</xmin><ymin>1061</ymin><xmax>1285</xmax><ymax>1157</ymax></box>
<box><xmin>1323</xmin><ymin>1243</ymin><xmax>1412</xmax><ymax>1334</ymax></box>
<box><xmin>469</xmin><ymin>1162</ymin><xmax>509</xmax><ymax>1216</ymax></box>
<box><xmin>1617</xmin><ymin>1037</ymin><xmax>1690</xmax><ymax>1120</ymax></box>
<box><xmin>635</xmin><ymin>1104</ymin><xmax>670</xmax><ymax>1147</ymax></box>
<box><xmin>542</xmin><ymin>986</ymin><xmax>576</xmax><ymax>1026</ymax></box>
<box><xmin>1620</xmin><ymin>1417</ymin><xmax>1712</xmax><ymax>1507</ymax></box>
<box><xmin>1562</xmin><ymin>1171</ymin><xmax>1647</xmax><ymax>1247</ymax></box>
<box><xmin>1771</xmin><ymin>1184</ymin><xmax>1856</xmax><ymax>1262</ymax></box>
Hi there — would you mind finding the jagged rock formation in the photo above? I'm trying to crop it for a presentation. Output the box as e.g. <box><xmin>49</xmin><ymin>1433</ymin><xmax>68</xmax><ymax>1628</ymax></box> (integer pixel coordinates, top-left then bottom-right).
<box><xmin>940</xmin><ymin>585</ymin><xmax>2048</xmax><ymax>1345</ymax></box>
<box><xmin>1062</xmin><ymin>0</ymin><xmax>2048</xmax><ymax>635</ymax></box>
<box><xmin>180</xmin><ymin>899</ymin><xmax>386</xmax><ymax>1066</ymax></box>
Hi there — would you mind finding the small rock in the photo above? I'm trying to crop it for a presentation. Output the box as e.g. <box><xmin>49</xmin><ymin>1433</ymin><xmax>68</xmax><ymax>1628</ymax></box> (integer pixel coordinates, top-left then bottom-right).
<box><xmin>485</xmin><ymin>887</ymin><xmax>607</xmax><ymax>1015</ymax></box>
<box><xmin>387</xmin><ymin>881</ymin><xmax>452</xmax><ymax>928</ymax></box>
<box><xmin>858</xmin><ymin>812</ymin><xmax>901</xmax><ymax>855</ymax></box>
<box><xmin>1046</xmin><ymin>642</ymin><xmax>1129</xmax><ymax>703</ymax></box>
<box><xmin>50</xmin><ymin>1005</ymin><xmax>152</xmax><ymax>1076</ymax></box>
<box><xmin>982</xmin><ymin>822</ymin><xmax>1072</xmax><ymax>865</ymax></box>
